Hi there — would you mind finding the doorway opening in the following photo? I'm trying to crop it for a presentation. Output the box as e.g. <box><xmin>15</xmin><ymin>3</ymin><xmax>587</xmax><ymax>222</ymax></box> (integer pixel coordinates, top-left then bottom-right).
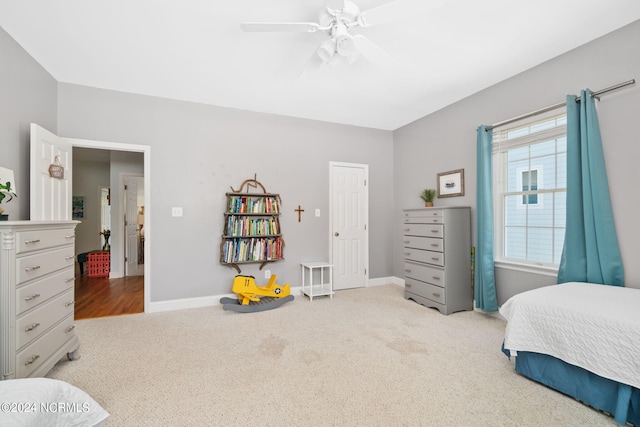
<box><xmin>124</xmin><ymin>174</ymin><xmax>144</xmax><ymax>277</ymax></box>
<box><xmin>71</xmin><ymin>141</ymin><xmax>151</xmax><ymax>317</ymax></box>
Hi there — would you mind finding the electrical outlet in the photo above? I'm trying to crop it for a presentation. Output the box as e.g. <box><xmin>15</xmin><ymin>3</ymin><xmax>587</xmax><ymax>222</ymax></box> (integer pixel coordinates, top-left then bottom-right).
<box><xmin>264</xmin><ymin>270</ymin><xmax>271</xmax><ymax>279</ymax></box>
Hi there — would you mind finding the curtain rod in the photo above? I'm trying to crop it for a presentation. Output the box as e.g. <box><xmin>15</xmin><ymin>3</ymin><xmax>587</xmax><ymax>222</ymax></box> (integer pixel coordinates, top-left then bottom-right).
<box><xmin>486</xmin><ymin>79</ymin><xmax>636</xmax><ymax>131</ymax></box>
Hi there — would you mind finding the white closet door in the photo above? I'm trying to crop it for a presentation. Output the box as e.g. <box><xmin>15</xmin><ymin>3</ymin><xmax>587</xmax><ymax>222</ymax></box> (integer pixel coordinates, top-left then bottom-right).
<box><xmin>331</xmin><ymin>162</ymin><xmax>368</xmax><ymax>290</ymax></box>
<box><xmin>30</xmin><ymin>124</ymin><xmax>72</xmax><ymax>221</ymax></box>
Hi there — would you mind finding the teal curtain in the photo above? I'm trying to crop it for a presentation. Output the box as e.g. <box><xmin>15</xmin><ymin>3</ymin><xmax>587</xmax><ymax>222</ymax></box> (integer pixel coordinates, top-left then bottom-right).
<box><xmin>557</xmin><ymin>90</ymin><xmax>624</xmax><ymax>286</ymax></box>
<box><xmin>475</xmin><ymin>125</ymin><xmax>498</xmax><ymax>311</ymax></box>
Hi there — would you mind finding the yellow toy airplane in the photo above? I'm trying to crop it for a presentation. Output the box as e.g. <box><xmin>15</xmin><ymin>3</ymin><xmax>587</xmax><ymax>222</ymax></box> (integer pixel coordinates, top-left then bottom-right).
<box><xmin>231</xmin><ymin>274</ymin><xmax>291</xmax><ymax>306</ymax></box>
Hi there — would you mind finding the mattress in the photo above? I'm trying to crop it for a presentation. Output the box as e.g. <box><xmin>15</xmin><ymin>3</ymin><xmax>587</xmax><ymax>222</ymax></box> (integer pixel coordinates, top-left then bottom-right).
<box><xmin>500</xmin><ymin>281</ymin><xmax>640</xmax><ymax>390</ymax></box>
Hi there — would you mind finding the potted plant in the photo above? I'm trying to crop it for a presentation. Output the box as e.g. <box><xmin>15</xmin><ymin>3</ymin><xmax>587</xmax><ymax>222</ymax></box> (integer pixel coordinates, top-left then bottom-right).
<box><xmin>419</xmin><ymin>188</ymin><xmax>436</xmax><ymax>207</ymax></box>
<box><xmin>0</xmin><ymin>179</ymin><xmax>17</xmax><ymax>221</ymax></box>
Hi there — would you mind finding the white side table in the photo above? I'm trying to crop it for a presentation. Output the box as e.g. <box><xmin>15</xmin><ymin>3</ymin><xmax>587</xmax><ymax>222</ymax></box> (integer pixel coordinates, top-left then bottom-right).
<box><xmin>300</xmin><ymin>262</ymin><xmax>334</xmax><ymax>301</ymax></box>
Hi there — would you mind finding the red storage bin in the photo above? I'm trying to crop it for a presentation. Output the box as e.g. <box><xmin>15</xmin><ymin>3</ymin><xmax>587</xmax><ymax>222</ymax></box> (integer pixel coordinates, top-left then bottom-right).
<box><xmin>87</xmin><ymin>251</ymin><xmax>110</xmax><ymax>278</ymax></box>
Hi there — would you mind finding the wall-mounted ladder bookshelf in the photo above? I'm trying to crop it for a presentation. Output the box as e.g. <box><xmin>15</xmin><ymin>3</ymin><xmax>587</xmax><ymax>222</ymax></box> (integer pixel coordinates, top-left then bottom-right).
<box><xmin>220</xmin><ymin>177</ymin><xmax>284</xmax><ymax>273</ymax></box>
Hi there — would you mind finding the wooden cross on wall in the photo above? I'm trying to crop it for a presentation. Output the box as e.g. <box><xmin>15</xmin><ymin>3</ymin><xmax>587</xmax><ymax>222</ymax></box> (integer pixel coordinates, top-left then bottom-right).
<box><xmin>294</xmin><ymin>205</ymin><xmax>304</xmax><ymax>222</ymax></box>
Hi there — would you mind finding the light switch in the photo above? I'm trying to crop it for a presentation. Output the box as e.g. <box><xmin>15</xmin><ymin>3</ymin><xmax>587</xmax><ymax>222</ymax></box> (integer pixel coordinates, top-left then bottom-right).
<box><xmin>171</xmin><ymin>207</ymin><xmax>183</xmax><ymax>217</ymax></box>
<box><xmin>315</xmin><ymin>209</ymin><xmax>320</xmax><ymax>217</ymax></box>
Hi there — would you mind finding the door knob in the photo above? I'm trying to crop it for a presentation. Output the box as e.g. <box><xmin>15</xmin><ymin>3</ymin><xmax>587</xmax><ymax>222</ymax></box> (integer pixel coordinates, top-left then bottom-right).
<box><xmin>334</xmin><ymin>232</ymin><xmax>339</xmax><ymax>237</ymax></box>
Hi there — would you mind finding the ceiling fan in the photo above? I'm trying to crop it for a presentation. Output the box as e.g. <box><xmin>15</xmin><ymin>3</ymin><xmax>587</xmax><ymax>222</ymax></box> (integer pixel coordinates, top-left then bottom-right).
<box><xmin>240</xmin><ymin>0</ymin><xmax>439</xmax><ymax>73</ymax></box>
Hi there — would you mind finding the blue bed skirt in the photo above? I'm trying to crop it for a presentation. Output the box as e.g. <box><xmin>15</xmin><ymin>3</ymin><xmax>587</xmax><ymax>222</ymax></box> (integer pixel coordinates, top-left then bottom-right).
<box><xmin>502</xmin><ymin>345</ymin><xmax>640</xmax><ymax>425</ymax></box>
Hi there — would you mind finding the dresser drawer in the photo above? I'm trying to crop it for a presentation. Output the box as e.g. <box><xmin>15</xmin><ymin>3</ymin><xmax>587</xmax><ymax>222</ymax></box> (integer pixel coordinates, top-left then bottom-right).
<box><xmin>402</xmin><ymin>236</ymin><xmax>443</xmax><ymax>252</ymax></box>
<box><xmin>16</xmin><ymin>228</ymin><xmax>76</xmax><ymax>254</ymax></box>
<box><xmin>16</xmin><ymin>247</ymin><xmax>75</xmax><ymax>285</ymax></box>
<box><xmin>403</xmin><ymin>210</ymin><xmax>443</xmax><ymax>222</ymax></box>
<box><xmin>16</xmin><ymin>268</ymin><xmax>75</xmax><ymax>316</ymax></box>
<box><xmin>403</xmin><ymin>249</ymin><xmax>444</xmax><ymax>266</ymax></box>
<box><xmin>402</xmin><ymin>224</ymin><xmax>443</xmax><ymax>238</ymax></box>
<box><xmin>16</xmin><ymin>289</ymin><xmax>75</xmax><ymax>350</ymax></box>
<box><xmin>16</xmin><ymin>314</ymin><xmax>76</xmax><ymax>378</ymax></box>
<box><xmin>404</xmin><ymin>262</ymin><xmax>445</xmax><ymax>287</ymax></box>
<box><xmin>405</xmin><ymin>277</ymin><xmax>445</xmax><ymax>304</ymax></box>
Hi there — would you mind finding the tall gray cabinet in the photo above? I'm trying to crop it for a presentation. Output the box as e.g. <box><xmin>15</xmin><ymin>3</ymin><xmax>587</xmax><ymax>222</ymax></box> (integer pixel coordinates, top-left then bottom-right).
<box><xmin>402</xmin><ymin>207</ymin><xmax>472</xmax><ymax>315</ymax></box>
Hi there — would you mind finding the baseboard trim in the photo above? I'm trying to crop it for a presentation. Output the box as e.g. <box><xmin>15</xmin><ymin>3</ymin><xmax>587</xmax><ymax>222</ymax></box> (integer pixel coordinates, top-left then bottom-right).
<box><xmin>148</xmin><ymin>279</ymin><xmax>404</xmax><ymax>313</ymax></box>
<box><xmin>148</xmin><ymin>286</ymin><xmax>305</xmax><ymax>313</ymax></box>
<box><xmin>148</xmin><ymin>295</ymin><xmax>227</xmax><ymax>313</ymax></box>
<box><xmin>369</xmin><ymin>276</ymin><xmax>404</xmax><ymax>287</ymax></box>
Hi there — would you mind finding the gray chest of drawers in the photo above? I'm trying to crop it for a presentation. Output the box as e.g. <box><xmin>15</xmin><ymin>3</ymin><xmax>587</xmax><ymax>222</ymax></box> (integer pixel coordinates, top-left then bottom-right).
<box><xmin>403</xmin><ymin>207</ymin><xmax>472</xmax><ymax>315</ymax></box>
<box><xmin>0</xmin><ymin>221</ymin><xmax>80</xmax><ymax>380</ymax></box>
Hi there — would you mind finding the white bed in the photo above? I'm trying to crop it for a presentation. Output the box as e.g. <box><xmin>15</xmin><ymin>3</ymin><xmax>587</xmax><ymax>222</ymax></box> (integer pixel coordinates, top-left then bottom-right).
<box><xmin>500</xmin><ymin>281</ymin><xmax>640</xmax><ymax>425</ymax></box>
<box><xmin>0</xmin><ymin>378</ymin><xmax>109</xmax><ymax>426</ymax></box>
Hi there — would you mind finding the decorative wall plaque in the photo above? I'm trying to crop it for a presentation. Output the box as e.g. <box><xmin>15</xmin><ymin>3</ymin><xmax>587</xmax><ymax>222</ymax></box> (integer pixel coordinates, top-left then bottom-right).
<box><xmin>49</xmin><ymin>155</ymin><xmax>65</xmax><ymax>179</ymax></box>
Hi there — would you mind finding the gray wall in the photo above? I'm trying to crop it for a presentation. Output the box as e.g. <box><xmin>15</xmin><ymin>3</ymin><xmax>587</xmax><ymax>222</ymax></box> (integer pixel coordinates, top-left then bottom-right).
<box><xmin>393</xmin><ymin>20</ymin><xmax>640</xmax><ymax>304</ymax></box>
<box><xmin>0</xmin><ymin>27</ymin><xmax>57</xmax><ymax>220</ymax></box>
<box><xmin>56</xmin><ymin>84</ymin><xmax>394</xmax><ymax>301</ymax></box>
<box><xmin>72</xmin><ymin>156</ymin><xmax>110</xmax><ymax>255</ymax></box>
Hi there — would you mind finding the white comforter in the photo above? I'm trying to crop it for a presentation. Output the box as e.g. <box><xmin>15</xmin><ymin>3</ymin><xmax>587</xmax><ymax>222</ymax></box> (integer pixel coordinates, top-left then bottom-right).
<box><xmin>0</xmin><ymin>378</ymin><xmax>109</xmax><ymax>427</ymax></box>
<box><xmin>500</xmin><ymin>281</ymin><xmax>640</xmax><ymax>389</ymax></box>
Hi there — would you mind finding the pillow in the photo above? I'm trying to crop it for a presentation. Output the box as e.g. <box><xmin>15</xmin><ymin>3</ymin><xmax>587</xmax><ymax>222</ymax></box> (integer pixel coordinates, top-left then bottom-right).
<box><xmin>0</xmin><ymin>378</ymin><xmax>109</xmax><ymax>426</ymax></box>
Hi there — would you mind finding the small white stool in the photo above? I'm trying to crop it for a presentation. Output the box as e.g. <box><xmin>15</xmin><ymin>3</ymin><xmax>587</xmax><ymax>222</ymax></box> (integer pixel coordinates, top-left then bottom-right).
<box><xmin>300</xmin><ymin>262</ymin><xmax>334</xmax><ymax>301</ymax></box>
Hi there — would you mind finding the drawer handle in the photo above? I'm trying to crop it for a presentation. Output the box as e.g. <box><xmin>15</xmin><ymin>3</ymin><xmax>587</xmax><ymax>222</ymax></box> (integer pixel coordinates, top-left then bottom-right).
<box><xmin>65</xmin><ymin>255</ymin><xmax>74</xmax><ymax>260</ymax></box>
<box><xmin>24</xmin><ymin>265</ymin><xmax>41</xmax><ymax>272</ymax></box>
<box><xmin>25</xmin><ymin>323</ymin><xmax>40</xmax><ymax>332</ymax></box>
<box><xmin>25</xmin><ymin>239</ymin><xmax>41</xmax><ymax>244</ymax></box>
<box><xmin>431</xmin><ymin>257</ymin><xmax>439</xmax><ymax>261</ymax></box>
<box><xmin>431</xmin><ymin>230</ymin><xmax>439</xmax><ymax>233</ymax></box>
<box><xmin>65</xmin><ymin>300</ymin><xmax>75</xmax><ymax>307</ymax></box>
<box><xmin>65</xmin><ymin>277</ymin><xmax>75</xmax><ymax>283</ymax></box>
<box><xmin>404</xmin><ymin>252</ymin><xmax>411</xmax><ymax>256</ymax></box>
<box><xmin>24</xmin><ymin>294</ymin><xmax>41</xmax><ymax>301</ymax></box>
<box><xmin>430</xmin><ymin>244</ymin><xmax>439</xmax><ymax>247</ymax></box>
<box><xmin>404</xmin><ymin>269</ymin><xmax>411</xmax><ymax>273</ymax></box>
<box><xmin>432</xmin><ymin>292</ymin><xmax>441</xmax><ymax>297</ymax></box>
<box><xmin>406</xmin><ymin>283</ymin><xmax>412</xmax><ymax>288</ymax></box>
<box><xmin>404</xmin><ymin>228</ymin><xmax>410</xmax><ymax>232</ymax></box>
<box><xmin>432</xmin><ymin>276</ymin><xmax>441</xmax><ymax>280</ymax></box>
<box><xmin>24</xmin><ymin>355</ymin><xmax>40</xmax><ymax>366</ymax></box>
<box><xmin>404</xmin><ymin>240</ymin><xmax>410</xmax><ymax>244</ymax></box>
<box><xmin>65</xmin><ymin>325</ymin><xmax>76</xmax><ymax>333</ymax></box>
<box><xmin>65</xmin><ymin>234</ymin><xmax>76</xmax><ymax>239</ymax></box>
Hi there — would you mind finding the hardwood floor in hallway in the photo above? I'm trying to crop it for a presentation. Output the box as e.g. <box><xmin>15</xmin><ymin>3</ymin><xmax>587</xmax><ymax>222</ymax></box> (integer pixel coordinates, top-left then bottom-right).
<box><xmin>74</xmin><ymin>273</ymin><xmax>144</xmax><ymax>320</ymax></box>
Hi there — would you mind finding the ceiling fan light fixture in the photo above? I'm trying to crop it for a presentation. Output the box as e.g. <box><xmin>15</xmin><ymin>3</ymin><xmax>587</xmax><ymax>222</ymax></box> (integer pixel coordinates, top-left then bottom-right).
<box><xmin>317</xmin><ymin>39</ymin><xmax>336</xmax><ymax>63</ymax></box>
<box><xmin>241</xmin><ymin>0</ymin><xmax>408</xmax><ymax>72</ymax></box>
<box><xmin>335</xmin><ymin>34</ymin><xmax>355</xmax><ymax>57</ymax></box>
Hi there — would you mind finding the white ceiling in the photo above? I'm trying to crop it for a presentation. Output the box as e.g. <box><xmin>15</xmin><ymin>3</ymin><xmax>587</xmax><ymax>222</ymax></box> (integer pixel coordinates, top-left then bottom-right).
<box><xmin>1</xmin><ymin>1</ymin><xmax>640</xmax><ymax>130</ymax></box>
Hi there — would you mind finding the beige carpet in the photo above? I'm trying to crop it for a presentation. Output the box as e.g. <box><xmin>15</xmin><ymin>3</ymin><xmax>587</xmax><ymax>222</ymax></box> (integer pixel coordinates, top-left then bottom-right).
<box><xmin>47</xmin><ymin>285</ymin><xmax>616</xmax><ymax>426</ymax></box>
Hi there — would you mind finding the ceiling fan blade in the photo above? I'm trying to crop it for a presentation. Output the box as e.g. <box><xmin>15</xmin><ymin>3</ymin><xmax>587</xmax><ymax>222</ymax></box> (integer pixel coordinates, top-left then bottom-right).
<box><xmin>325</xmin><ymin>0</ymin><xmax>346</xmax><ymax>11</ymax></box>
<box><xmin>352</xmin><ymin>35</ymin><xmax>399</xmax><ymax>70</ymax></box>
<box><xmin>359</xmin><ymin>0</ymin><xmax>443</xmax><ymax>27</ymax></box>
<box><xmin>241</xmin><ymin>22</ymin><xmax>322</xmax><ymax>33</ymax></box>
<box><xmin>298</xmin><ymin>50</ymin><xmax>326</xmax><ymax>79</ymax></box>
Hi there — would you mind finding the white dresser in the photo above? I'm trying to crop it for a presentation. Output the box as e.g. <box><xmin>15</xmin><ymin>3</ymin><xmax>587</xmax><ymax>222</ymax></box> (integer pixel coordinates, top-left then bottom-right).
<box><xmin>402</xmin><ymin>207</ymin><xmax>472</xmax><ymax>315</ymax></box>
<box><xmin>0</xmin><ymin>221</ymin><xmax>80</xmax><ymax>380</ymax></box>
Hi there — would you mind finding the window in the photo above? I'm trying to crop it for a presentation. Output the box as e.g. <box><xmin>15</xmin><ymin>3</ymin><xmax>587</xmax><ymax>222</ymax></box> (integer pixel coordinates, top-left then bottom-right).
<box><xmin>520</xmin><ymin>169</ymin><xmax>539</xmax><ymax>205</ymax></box>
<box><xmin>493</xmin><ymin>111</ymin><xmax>566</xmax><ymax>268</ymax></box>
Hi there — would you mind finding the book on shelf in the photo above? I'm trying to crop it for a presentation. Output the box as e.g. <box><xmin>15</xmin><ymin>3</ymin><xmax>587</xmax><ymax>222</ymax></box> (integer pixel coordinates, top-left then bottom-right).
<box><xmin>221</xmin><ymin>236</ymin><xmax>283</xmax><ymax>263</ymax></box>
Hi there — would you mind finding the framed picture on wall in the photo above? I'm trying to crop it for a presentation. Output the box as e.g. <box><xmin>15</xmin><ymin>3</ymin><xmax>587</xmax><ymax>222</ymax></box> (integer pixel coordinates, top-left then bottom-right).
<box><xmin>437</xmin><ymin>169</ymin><xmax>464</xmax><ymax>198</ymax></box>
<box><xmin>72</xmin><ymin>196</ymin><xmax>84</xmax><ymax>218</ymax></box>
